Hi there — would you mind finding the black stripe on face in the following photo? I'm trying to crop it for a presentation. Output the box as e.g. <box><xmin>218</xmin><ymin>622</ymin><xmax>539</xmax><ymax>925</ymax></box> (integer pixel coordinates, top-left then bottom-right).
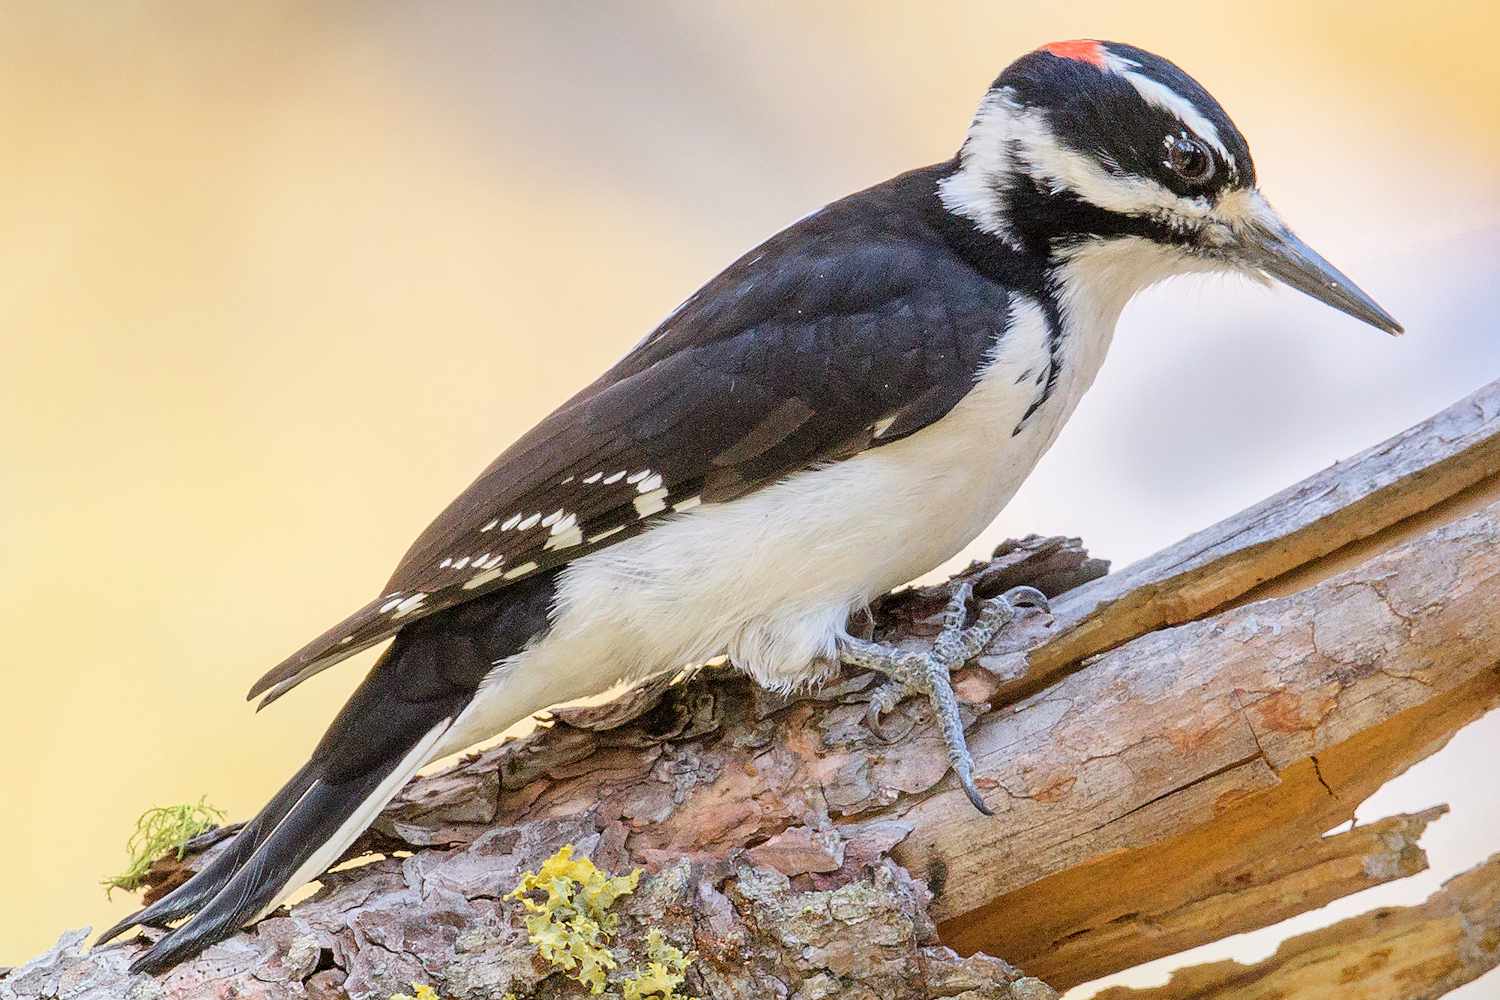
<box><xmin>998</xmin><ymin>44</ymin><xmax>1255</xmax><ymax>202</ymax></box>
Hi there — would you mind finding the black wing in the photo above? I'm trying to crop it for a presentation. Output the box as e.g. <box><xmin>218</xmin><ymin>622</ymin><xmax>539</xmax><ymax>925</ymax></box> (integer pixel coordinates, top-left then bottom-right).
<box><xmin>250</xmin><ymin>165</ymin><xmax>1014</xmax><ymax>705</ymax></box>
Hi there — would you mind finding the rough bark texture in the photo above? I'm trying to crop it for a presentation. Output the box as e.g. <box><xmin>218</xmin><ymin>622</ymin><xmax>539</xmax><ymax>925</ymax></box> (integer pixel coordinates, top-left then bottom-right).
<box><xmin>7</xmin><ymin>382</ymin><xmax>1500</xmax><ymax>1000</ymax></box>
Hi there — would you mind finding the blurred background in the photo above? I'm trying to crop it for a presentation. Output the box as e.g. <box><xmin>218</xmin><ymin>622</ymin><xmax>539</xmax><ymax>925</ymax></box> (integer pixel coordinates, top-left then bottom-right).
<box><xmin>2</xmin><ymin>2</ymin><xmax>1497</xmax><ymax>994</ymax></box>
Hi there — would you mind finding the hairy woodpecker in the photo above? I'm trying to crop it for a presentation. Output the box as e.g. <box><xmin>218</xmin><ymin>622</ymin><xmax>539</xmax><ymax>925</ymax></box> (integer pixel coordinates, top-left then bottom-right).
<box><xmin>104</xmin><ymin>39</ymin><xmax>1401</xmax><ymax>974</ymax></box>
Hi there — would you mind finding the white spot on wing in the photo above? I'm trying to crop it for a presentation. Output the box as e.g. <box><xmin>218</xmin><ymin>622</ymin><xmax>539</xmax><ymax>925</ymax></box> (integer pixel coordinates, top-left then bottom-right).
<box><xmin>626</xmin><ymin>469</ymin><xmax>652</xmax><ymax>484</ymax></box>
<box><xmin>502</xmin><ymin>513</ymin><xmax>523</xmax><ymax>531</ymax></box>
<box><xmin>391</xmin><ymin>593</ymin><xmax>427</xmax><ymax>618</ymax></box>
<box><xmin>517</xmin><ymin>513</ymin><xmax>542</xmax><ymax>531</ymax></box>
<box><xmin>587</xmin><ymin>524</ymin><xmax>626</xmax><ymax>544</ymax></box>
<box><xmin>633</xmin><ymin>487</ymin><xmax>669</xmax><ymax>518</ymax></box>
<box><xmin>503</xmin><ymin>561</ymin><xmax>539</xmax><ymax>580</ymax></box>
<box><xmin>379</xmin><ymin>596</ymin><xmax>403</xmax><ymax>613</ymax></box>
<box><xmin>672</xmin><ymin>495</ymin><xmax>702</xmax><ymax>513</ymax></box>
<box><xmin>541</xmin><ymin>509</ymin><xmax>564</xmax><ymax>528</ymax></box>
<box><xmin>463</xmin><ymin>567</ymin><xmax>505</xmax><ymax>590</ymax></box>
<box><xmin>481</xmin><ymin>518</ymin><xmax>499</xmax><ymax>532</ymax></box>
<box><xmin>544</xmin><ymin>525</ymin><xmax>584</xmax><ymax>551</ymax></box>
<box><xmin>636</xmin><ymin>472</ymin><xmax>663</xmax><ymax>494</ymax></box>
<box><xmin>603</xmin><ymin>471</ymin><xmax>627</xmax><ymax>485</ymax></box>
<box><xmin>583</xmin><ymin>472</ymin><xmax>603</xmax><ymax>484</ymax></box>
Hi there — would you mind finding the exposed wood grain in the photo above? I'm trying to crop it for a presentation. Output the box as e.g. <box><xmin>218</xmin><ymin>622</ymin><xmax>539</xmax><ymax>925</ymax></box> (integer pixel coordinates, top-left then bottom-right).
<box><xmin>972</xmin><ymin>381</ymin><xmax>1500</xmax><ymax>692</ymax></box>
<box><xmin>915</xmin><ymin>496</ymin><xmax>1500</xmax><ymax>934</ymax></box>
<box><xmin>953</xmin><ymin>668</ymin><xmax>1500</xmax><ymax>988</ymax></box>
<box><xmin>1094</xmin><ymin>852</ymin><xmax>1500</xmax><ymax>1000</ymax></box>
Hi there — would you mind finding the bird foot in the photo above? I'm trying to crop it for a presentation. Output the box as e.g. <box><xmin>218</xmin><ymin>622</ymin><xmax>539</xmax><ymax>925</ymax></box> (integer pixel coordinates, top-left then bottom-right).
<box><xmin>838</xmin><ymin>582</ymin><xmax>1049</xmax><ymax>815</ymax></box>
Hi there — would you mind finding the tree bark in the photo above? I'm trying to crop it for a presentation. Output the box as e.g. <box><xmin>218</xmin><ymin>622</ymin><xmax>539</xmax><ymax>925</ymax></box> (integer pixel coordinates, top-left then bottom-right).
<box><xmin>7</xmin><ymin>382</ymin><xmax>1500</xmax><ymax>1000</ymax></box>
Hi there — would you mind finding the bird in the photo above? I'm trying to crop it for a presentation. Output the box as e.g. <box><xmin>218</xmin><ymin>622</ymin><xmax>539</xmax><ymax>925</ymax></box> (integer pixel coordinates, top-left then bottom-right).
<box><xmin>102</xmin><ymin>38</ymin><xmax>1402</xmax><ymax>975</ymax></box>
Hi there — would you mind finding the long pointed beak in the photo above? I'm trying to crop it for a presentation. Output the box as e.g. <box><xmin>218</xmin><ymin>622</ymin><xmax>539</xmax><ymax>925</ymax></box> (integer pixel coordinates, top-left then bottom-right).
<box><xmin>1236</xmin><ymin>220</ymin><xmax>1403</xmax><ymax>336</ymax></box>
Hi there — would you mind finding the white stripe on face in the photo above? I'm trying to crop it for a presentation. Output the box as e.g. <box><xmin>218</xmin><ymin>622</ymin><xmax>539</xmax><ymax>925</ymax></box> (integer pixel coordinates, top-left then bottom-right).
<box><xmin>1097</xmin><ymin>48</ymin><xmax>1234</xmax><ymax>170</ymax></box>
<box><xmin>940</xmin><ymin>88</ymin><xmax>1217</xmax><ymax>231</ymax></box>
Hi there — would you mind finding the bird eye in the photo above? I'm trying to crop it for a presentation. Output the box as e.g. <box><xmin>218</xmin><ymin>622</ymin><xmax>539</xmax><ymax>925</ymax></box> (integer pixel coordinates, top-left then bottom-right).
<box><xmin>1165</xmin><ymin>136</ymin><xmax>1215</xmax><ymax>184</ymax></box>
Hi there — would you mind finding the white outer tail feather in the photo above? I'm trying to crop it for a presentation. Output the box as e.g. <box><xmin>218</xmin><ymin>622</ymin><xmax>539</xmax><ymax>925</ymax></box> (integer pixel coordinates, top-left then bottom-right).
<box><xmin>244</xmin><ymin>719</ymin><xmax>452</xmax><ymax>925</ymax></box>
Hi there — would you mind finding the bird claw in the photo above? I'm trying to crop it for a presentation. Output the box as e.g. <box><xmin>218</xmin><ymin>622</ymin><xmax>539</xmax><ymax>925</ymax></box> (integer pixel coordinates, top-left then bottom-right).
<box><xmin>837</xmin><ymin>581</ymin><xmax>1048</xmax><ymax>814</ymax></box>
<box><xmin>865</xmin><ymin>680</ymin><xmax>916</xmax><ymax>743</ymax></box>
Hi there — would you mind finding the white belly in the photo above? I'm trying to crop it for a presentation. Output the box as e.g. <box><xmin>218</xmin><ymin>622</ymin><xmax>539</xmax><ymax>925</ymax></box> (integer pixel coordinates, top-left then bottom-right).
<box><xmin>435</xmin><ymin>291</ymin><xmax>1116</xmax><ymax>758</ymax></box>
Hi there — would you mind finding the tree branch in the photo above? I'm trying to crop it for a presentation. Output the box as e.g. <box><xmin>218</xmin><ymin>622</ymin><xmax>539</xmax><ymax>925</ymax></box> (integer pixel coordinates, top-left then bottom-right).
<box><xmin>7</xmin><ymin>383</ymin><xmax>1500</xmax><ymax>1000</ymax></box>
<box><xmin>1094</xmin><ymin>851</ymin><xmax>1500</xmax><ymax>1000</ymax></box>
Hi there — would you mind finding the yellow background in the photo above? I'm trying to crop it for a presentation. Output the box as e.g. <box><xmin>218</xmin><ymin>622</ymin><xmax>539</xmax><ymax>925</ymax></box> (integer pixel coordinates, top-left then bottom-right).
<box><xmin>3</xmin><ymin>4</ymin><xmax>1498</xmax><ymax>995</ymax></box>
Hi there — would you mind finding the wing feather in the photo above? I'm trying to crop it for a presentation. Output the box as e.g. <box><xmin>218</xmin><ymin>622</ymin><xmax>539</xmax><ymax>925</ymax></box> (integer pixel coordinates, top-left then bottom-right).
<box><xmin>250</xmin><ymin>166</ymin><xmax>1016</xmax><ymax>706</ymax></box>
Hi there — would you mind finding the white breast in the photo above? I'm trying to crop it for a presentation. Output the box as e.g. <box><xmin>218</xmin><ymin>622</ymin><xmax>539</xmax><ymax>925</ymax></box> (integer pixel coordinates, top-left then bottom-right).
<box><xmin>435</xmin><ymin>278</ymin><xmax>1133</xmax><ymax>760</ymax></box>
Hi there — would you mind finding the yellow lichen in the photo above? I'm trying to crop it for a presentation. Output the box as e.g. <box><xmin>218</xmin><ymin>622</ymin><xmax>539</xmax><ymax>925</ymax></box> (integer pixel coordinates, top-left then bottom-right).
<box><xmin>506</xmin><ymin>844</ymin><xmax>642</xmax><ymax>994</ymax></box>
<box><xmin>101</xmin><ymin>796</ymin><xmax>226</xmax><ymax>896</ymax></box>
<box><xmin>621</xmin><ymin>929</ymin><xmax>697</xmax><ymax>1000</ymax></box>
<box><xmin>389</xmin><ymin>986</ymin><xmax>443</xmax><ymax>1000</ymax></box>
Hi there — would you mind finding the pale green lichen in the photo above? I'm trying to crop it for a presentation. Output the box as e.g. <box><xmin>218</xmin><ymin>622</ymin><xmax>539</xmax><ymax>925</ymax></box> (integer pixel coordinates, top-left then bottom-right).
<box><xmin>506</xmin><ymin>845</ymin><xmax>699</xmax><ymax>998</ymax></box>
<box><xmin>506</xmin><ymin>844</ymin><xmax>642</xmax><ymax>995</ymax></box>
<box><xmin>390</xmin><ymin>986</ymin><xmax>442</xmax><ymax>1000</ymax></box>
<box><xmin>102</xmin><ymin>797</ymin><xmax>226</xmax><ymax>896</ymax></box>
<box><xmin>620</xmin><ymin>929</ymin><xmax>696</xmax><ymax>1000</ymax></box>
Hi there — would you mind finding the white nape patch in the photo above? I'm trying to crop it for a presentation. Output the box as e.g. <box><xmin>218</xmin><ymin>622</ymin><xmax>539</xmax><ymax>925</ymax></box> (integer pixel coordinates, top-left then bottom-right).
<box><xmin>672</xmin><ymin>496</ymin><xmax>702</xmax><ymax>513</ymax></box>
<box><xmin>583</xmin><ymin>472</ymin><xmax>603</xmax><ymax>485</ymax></box>
<box><xmin>633</xmin><ymin>487</ymin><xmax>669</xmax><ymax>518</ymax></box>
<box><xmin>602</xmin><ymin>470</ymin><xmax>627</xmax><ymax>485</ymax></box>
<box><xmin>391</xmin><ymin>592</ymin><xmax>427</xmax><ymax>618</ymax></box>
<box><xmin>464</xmin><ymin>567</ymin><xmax>505</xmax><ymax>590</ymax></box>
<box><xmin>503</xmin><ymin>561</ymin><xmax>539</xmax><ymax>580</ymax></box>
<box><xmin>636</xmin><ymin>472</ymin><xmax>663</xmax><ymax>494</ymax></box>
<box><xmin>544</xmin><ymin>525</ymin><xmax>584</xmax><ymax>551</ymax></box>
<box><xmin>517</xmin><ymin>513</ymin><xmax>542</xmax><ymax>531</ymax></box>
<box><xmin>378</xmin><ymin>595</ymin><xmax>403</xmax><ymax>613</ymax></box>
<box><xmin>939</xmin><ymin>88</ymin><xmax>1027</xmax><ymax>248</ymax></box>
<box><xmin>481</xmin><ymin>518</ymin><xmax>499</xmax><ymax>532</ymax></box>
<box><xmin>247</xmin><ymin>720</ymin><xmax>451</xmax><ymax>926</ymax></box>
<box><xmin>587</xmin><ymin>524</ymin><xmax>626</xmax><ymax>544</ymax></box>
<box><xmin>501</xmin><ymin>513</ymin><xmax>523</xmax><ymax>531</ymax></box>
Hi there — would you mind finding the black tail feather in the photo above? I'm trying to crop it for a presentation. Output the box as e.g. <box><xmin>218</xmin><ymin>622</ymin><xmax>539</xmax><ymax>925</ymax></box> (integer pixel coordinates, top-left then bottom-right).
<box><xmin>104</xmin><ymin>570</ymin><xmax>560</xmax><ymax>975</ymax></box>
<box><xmin>126</xmin><ymin>764</ymin><xmax>408</xmax><ymax>974</ymax></box>
<box><xmin>97</xmin><ymin>764</ymin><xmax>319</xmax><ymax>946</ymax></box>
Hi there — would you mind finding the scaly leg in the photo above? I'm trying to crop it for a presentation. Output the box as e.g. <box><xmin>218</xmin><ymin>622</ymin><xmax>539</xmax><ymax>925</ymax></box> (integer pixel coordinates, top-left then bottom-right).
<box><xmin>838</xmin><ymin>582</ymin><xmax>1048</xmax><ymax>815</ymax></box>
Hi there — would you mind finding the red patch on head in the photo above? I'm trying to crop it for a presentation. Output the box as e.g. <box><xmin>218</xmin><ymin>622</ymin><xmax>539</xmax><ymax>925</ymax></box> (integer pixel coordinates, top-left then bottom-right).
<box><xmin>1038</xmin><ymin>39</ymin><xmax>1107</xmax><ymax>68</ymax></box>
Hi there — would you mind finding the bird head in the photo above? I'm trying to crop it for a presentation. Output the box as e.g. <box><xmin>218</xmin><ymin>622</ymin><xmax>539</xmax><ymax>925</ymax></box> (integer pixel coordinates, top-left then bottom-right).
<box><xmin>940</xmin><ymin>39</ymin><xmax>1402</xmax><ymax>335</ymax></box>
